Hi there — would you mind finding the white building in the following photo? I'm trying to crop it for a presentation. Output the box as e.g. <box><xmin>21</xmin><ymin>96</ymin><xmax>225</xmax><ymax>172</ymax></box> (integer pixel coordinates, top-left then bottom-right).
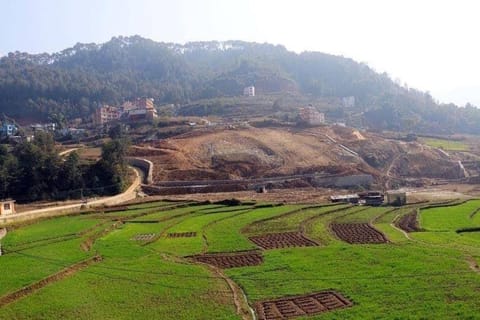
<box><xmin>243</xmin><ymin>86</ymin><xmax>255</xmax><ymax>97</ymax></box>
<box><xmin>0</xmin><ymin>199</ymin><xmax>16</xmax><ymax>215</ymax></box>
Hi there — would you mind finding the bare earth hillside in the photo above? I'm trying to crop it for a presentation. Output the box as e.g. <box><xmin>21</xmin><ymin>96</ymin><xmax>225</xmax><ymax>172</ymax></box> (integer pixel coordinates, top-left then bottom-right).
<box><xmin>129</xmin><ymin>126</ymin><xmax>464</xmax><ymax>186</ymax></box>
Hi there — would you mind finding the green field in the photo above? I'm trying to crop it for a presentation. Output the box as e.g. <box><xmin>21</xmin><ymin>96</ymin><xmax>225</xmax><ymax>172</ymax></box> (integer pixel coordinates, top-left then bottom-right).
<box><xmin>419</xmin><ymin>137</ymin><xmax>470</xmax><ymax>151</ymax></box>
<box><xmin>2</xmin><ymin>200</ymin><xmax>480</xmax><ymax>319</ymax></box>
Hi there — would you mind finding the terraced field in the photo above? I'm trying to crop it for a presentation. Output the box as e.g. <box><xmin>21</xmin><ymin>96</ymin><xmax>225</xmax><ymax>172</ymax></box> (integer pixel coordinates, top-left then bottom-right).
<box><xmin>1</xmin><ymin>200</ymin><xmax>480</xmax><ymax>319</ymax></box>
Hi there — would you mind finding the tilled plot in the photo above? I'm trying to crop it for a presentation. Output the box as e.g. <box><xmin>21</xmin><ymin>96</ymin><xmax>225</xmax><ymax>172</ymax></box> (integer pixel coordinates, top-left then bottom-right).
<box><xmin>396</xmin><ymin>211</ymin><xmax>421</xmax><ymax>232</ymax></box>
<box><xmin>255</xmin><ymin>290</ymin><xmax>353</xmax><ymax>320</ymax></box>
<box><xmin>167</xmin><ymin>232</ymin><xmax>197</xmax><ymax>238</ymax></box>
<box><xmin>331</xmin><ymin>223</ymin><xmax>388</xmax><ymax>244</ymax></box>
<box><xmin>191</xmin><ymin>251</ymin><xmax>263</xmax><ymax>268</ymax></box>
<box><xmin>249</xmin><ymin>232</ymin><xmax>318</xmax><ymax>250</ymax></box>
<box><xmin>131</xmin><ymin>233</ymin><xmax>156</xmax><ymax>241</ymax></box>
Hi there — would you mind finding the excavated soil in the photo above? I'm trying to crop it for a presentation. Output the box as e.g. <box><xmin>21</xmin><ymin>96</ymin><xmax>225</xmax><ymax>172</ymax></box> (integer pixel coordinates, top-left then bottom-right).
<box><xmin>396</xmin><ymin>211</ymin><xmax>421</xmax><ymax>232</ymax></box>
<box><xmin>331</xmin><ymin>223</ymin><xmax>388</xmax><ymax>244</ymax></box>
<box><xmin>255</xmin><ymin>290</ymin><xmax>353</xmax><ymax>320</ymax></box>
<box><xmin>190</xmin><ymin>251</ymin><xmax>263</xmax><ymax>269</ymax></box>
<box><xmin>167</xmin><ymin>232</ymin><xmax>197</xmax><ymax>238</ymax></box>
<box><xmin>131</xmin><ymin>233</ymin><xmax>156</xmax><ymax>241</ymax></box>
<box><xmin>249</xmin><ymin>232</ymin><xmax>318</xmax><ymax>250</ymax></box>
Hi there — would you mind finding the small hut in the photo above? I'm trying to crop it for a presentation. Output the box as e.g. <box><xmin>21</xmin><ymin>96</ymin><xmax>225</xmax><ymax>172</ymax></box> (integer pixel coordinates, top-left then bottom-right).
<box><xmin>0</xmin><ymin>199</ymin><xmax>16</xmax><ymax>215</ymax></box>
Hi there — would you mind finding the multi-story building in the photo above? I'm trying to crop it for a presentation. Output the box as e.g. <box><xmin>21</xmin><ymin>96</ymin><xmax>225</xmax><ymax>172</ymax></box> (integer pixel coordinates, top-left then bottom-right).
<box><xmin>125</xmin><ymin>98</ymin><xmax>158</xmax><ymax>121</ymax></box>
<box><xmin>0</xmin><ymin>123</ymin><xmax>17</xmax><ymax>137</ymax></box>
<box><xmin>94</xmin><ymin>105</ymin><xmax>121</xmax><ymax>125</ymax></box>
<box><xmin>298</xmin><ymin>106</ymin><xmax>325</xmax><ymax>125</ymax></box>
<box><xmin>243</xmin><ymin>86</ymin><xmax>255</xmax><ymax>97</ymax></box>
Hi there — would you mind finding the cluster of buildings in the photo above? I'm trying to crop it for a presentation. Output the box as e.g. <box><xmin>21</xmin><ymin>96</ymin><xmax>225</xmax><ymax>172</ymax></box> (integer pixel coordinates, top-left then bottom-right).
<box><xmin>94</xmin><ymin>98</ymin><xmax>158</xmax><ymax>125</ymax></box>
<box><xmin>330</xmin><ymin>190</ymin><xmax>407</xmax><ymax>206</ymax></box>
<box><xmin>0</xmin><ymin>122</ymin><xmax>18</xmax><ymax>138</ymax></box>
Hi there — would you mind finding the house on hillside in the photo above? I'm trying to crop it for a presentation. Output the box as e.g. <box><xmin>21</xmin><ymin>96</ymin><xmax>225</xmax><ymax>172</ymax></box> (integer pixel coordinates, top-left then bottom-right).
<box><xmin>298</xmin><ymin>106</ymin><xmax>325</xmax><ymax>126</ymax></box>
<box><xmin>94</xmin><ymin>105</ymin><xmax>121</xmax><ymax>125</ymax></box>
<box><xmin>0</xmin><ymin>199</ymin><xmax>16</xmax><ymax>215</ymax></box>
<box><xmin>124</xmin><ymin>98</ymin><xmax>158</xmax><ymax>121</ymax></box>
<box><xmin>243</xmin><ymin>86</ymin><xmax>255</xmax><ymax>97</ymax></box>
<box><xmin>0</xmin><ymin>123</ymin><xmax>18</xmax><ymax>137</ymax></box>
<box><xmin>358</xmin><ymin>191</ymin><xmax>384</xmax><ymax>206</ymax></box>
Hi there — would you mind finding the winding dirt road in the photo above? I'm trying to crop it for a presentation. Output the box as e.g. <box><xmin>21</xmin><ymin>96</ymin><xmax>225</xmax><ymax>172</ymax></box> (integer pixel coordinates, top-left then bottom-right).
<box><xmin>0</xmin><ymin>168</ymin><xmax>141</xmax><ymax>226</ymax></box>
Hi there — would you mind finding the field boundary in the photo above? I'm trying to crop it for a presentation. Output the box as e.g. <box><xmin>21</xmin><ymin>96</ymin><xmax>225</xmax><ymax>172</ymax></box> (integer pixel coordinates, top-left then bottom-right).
<box><xmin>0</xmin><ymin>255</ymin><xmax>102</xmax><ymax>307</ymax></box>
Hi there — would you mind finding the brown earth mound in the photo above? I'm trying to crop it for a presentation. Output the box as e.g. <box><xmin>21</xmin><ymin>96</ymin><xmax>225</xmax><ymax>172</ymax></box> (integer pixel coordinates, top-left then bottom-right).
<box><xmin>249</xmin><ymin>232</ymin><xmax>318</xmax><ymax>250</ymax></box>
<box><xmin>190</xmin><ymin>251</ymin><xmax>263</xmax><ymax>268</ymax></box>
<box><xmin>131</xmin><ymin>126</ymin><xmax>464</xmax><ymax>185</ymax></box>
<box><xmin>331</xmin><ymin>223</ymin><xmax>388</xmax><ymax>244</ymax></box>
<box><xmin>396</xmin><ymin>211</ymin><xmax>421</xmax><ymax>232</ymax></box>
<box><xmin>255</xmin><ymin>290</ymin><xmax>353</xmax><ymax>320</ymax></box>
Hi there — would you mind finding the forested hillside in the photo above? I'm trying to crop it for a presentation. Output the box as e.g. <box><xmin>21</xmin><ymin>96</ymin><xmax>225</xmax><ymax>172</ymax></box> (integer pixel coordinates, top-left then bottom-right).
<box><xmin>0</xmin><ymin>35</ymin><xmax>479</xmax><ymax>133</ymax></box>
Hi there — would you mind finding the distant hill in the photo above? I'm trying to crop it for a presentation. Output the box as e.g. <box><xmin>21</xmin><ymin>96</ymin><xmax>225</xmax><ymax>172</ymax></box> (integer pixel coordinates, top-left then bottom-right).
<box><xmin>0</xmin><ymin>35</ymin><xmax>479</xmax><ymax>134</ymax></box>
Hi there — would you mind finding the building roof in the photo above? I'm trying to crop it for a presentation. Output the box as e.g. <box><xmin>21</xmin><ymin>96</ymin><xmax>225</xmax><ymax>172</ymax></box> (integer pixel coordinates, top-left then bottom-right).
<box><xmin>330</xmin><ymin>194</ymin><xmax>359</xmax><ymax>200</ymax></box>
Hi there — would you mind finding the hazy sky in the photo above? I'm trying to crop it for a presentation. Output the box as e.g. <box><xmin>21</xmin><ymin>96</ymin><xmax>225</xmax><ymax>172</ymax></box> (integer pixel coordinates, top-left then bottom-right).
<box><xmin>1</xmin><ymin>0</ymin><xmax>479</xmax><ymax>106</ymax></box>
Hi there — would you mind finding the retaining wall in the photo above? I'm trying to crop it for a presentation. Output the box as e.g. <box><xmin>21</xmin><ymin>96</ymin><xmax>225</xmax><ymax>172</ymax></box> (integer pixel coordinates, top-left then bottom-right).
<box><xmin>127</xmin><ymin>157</ymin><xmax>153</xmax><ymax>185</ymax></box>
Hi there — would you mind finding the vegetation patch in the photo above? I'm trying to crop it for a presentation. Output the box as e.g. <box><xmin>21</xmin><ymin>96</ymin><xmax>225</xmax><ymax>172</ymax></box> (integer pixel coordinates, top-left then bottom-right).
<box><xmin>0</xmin><ymin>255</ymin><xmax>102</xmax><ymax>307</ymax></box>
<box><xmin>419</xmin><ymin>137</ymin><xmax>469</xmax><ymax>151</ymax></box>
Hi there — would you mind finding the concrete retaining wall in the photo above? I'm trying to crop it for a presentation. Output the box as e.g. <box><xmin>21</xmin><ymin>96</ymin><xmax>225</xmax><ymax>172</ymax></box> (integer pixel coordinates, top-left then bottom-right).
<box><xmin>127</xmin><ymin>157</ymin><xmax>153</xmax><ymax>185</ymax></box>
<box><xmin>312</xmin><ymin>174</ymin><xmax>373</xmax><ymax>188</ymax></box>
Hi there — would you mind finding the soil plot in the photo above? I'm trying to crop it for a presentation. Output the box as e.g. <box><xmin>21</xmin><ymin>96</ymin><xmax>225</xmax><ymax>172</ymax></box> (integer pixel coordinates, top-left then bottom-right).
<box><xmin>131</xmin><ymin>233</ymin><xmax>156</xmax><ymax>241</ymax></box>
<box><xmin>249</xmin><ymin>232</ymin><xmax>318</xmax><ymax>250</ymax></box>
<box><xmin>396</xmin><ymin>211</ymin><xmax>421</xmax><ymax>232</ymax></box>
<box><xmin>167</xmin><ymin>232</ymin><xmax>197</xmax><ymax>238</ymax></box>
<box><xmin>255</xmin><ymin>290</ymin><xmax>353</xmax><ymax>320</ymax></box>
<box><xmin>191</xmin><ymin>251</ymin><xmax>263</xmax><ymax>268</ymax></box>
<box><xmin>331</xmin><ymin>223</ymin><xmax>388</xmax><ymax>244</ymax></box>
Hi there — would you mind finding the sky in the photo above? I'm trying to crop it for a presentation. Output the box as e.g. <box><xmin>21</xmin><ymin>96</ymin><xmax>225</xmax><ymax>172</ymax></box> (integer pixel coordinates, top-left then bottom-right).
<box><xmin>1</xmin><ymin>0</ymin><xmax>479</xmax><ymax>106</ymax></box>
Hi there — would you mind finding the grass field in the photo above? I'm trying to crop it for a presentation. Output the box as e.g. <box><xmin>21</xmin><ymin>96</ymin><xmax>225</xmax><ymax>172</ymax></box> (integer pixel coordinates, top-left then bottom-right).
<box><xmin>419</xmin><ymin>137</ymin><xmax>470</xmax><ymax>151</ymax></box>
<box><xmin>2</xmin><ymin>200</ymin><xmax>480</xmax><ymax>319</ymax></box>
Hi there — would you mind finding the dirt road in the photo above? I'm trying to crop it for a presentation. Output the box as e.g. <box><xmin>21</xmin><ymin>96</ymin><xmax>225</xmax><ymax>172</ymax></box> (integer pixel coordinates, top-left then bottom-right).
<box><xmin>0</xmin><ymin>168</ymin><xmax>141</xmax><ymax>226</ymax></box>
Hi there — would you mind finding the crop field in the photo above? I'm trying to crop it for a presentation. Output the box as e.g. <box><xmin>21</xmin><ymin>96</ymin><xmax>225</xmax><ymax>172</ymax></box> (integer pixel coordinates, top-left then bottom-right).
<box><xmin>419</xmin><ymin>137</ymin><xmax>470</xmax><ymax>151</ymax></box>
<box><xmin>2</xmin><ymin>200</ymin><xmax>480</xmax><ymax>319</ymax></box>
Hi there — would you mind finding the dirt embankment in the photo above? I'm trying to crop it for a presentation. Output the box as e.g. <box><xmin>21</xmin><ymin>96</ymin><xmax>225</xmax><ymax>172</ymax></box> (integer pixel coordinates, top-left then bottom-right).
<box><xmin>130</xmin><ymin>126</ymin><xmax>465</xmax><ymax>185</ymax></box>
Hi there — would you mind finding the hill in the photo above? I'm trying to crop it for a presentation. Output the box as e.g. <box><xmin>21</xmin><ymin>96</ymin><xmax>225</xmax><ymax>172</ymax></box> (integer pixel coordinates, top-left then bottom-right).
<box><xmin>1</xmin><ymin>35</ymin><xmax>480</xmax><ymax>133</ymax></box>
<box><xmin>129</xmin><ymin>125</ymin><xmax>465</xmax><ymax>189</ymax></box>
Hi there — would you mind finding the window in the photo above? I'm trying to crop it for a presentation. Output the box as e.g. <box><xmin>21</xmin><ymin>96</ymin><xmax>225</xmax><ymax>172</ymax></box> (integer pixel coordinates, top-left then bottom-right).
<box><xmin>4</xmin><ymin>203</ymin><xmax>10</xmax><ymax>211</ymax></box>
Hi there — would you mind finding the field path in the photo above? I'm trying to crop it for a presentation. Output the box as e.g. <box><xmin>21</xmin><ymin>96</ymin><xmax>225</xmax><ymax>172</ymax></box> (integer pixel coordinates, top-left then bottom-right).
<box><xmin>206</xmin><ymin>265</ymin><xmax>255</xmax><ymax>320</ymax></box>
<box><xmin>390</xmin><ymin>215</ymin><xmax>413</xmax><ymax>241</ymax></box>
